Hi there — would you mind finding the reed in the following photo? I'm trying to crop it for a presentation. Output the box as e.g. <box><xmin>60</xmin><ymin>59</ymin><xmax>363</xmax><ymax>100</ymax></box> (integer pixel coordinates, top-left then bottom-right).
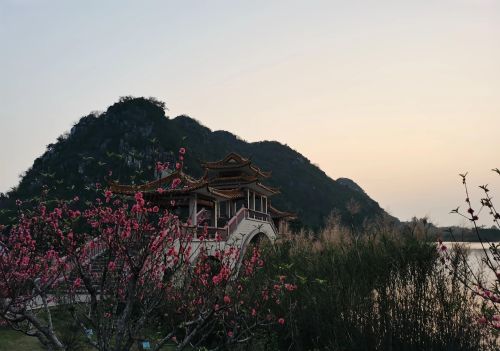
<box><xmin>254</xmin><ymin>218</ymin><xmax>498</xmax><ymax>351</ymax></box>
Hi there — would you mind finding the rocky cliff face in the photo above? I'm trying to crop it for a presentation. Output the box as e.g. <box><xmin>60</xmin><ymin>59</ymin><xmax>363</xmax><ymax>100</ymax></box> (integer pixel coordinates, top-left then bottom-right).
<box><xmin>1</xmin><ymin>97</ymin><xmax>394</xmax><ymax>229</ymax></box>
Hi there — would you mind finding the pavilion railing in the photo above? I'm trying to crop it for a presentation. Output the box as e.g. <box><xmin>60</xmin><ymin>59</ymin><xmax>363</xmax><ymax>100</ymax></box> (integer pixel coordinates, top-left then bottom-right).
<box><xmin>183</xmin><ymin>225</ymin><xmax>229</xmax><ymax>241</ymax></box>
<box><xmin>187</xmin><ymin>208</ymin><xmax>279</xmax><ymax>241</ymax></box>
<box><xmin>196</xmin><ymin>208</ymin><xmax>209</xmax><ymax>224</ymax></box>
<box><xmin>245</xmin><ymin>209</ymin><xmax>270</xmax><ymax>222</ymax></box>
<box><xmin>227</xmin><ymin>207</ymin><xmax>247</xmax><ymax>235</ymax></box>
<box><xmin>245</xmin><ymin>209</ymin><xmax>279</xmax><ymax>234</ymax></box>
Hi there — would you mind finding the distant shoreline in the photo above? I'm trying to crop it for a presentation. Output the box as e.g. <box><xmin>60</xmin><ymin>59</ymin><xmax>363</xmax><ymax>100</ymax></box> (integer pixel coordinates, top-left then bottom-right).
<box><xmin>443</xmin><ymin>241</ymin><xmax>499</xmax><ymax>250</ymax></box>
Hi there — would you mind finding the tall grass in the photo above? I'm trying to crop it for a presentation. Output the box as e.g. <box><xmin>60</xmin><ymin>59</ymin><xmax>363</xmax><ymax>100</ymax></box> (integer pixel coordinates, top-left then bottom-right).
<box><xmin>257</xmin><ymin>218</ymin><xmax>498</xmax><ymax>351</ymax></box>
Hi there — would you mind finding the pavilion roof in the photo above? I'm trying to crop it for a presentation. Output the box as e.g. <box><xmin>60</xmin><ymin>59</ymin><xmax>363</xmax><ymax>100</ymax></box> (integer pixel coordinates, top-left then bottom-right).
<box><xmin>269</xmin><ymin>205</ymin><xmax>297</xmax><ymax>219</ymax></box>
<box><xmin>252</xmin><ymin>182</ymin><xmax>280</xmax><ymax>196</ymax></box>
<box><xmin>109</xmin><ymin>171</ymin><xmax>246</xmax><ymax>201</ymax></box>
<box><xmin>207</xmin><ymin>174</ymin><xmax>260</xmax><ymax>184</ymax></box>
<box><xmin>209</xmin><ymin>188</ymin><xmax>245</xmax><ymax>200</ymax></box>
<box><xmin>136</xmin><ymin>185</ymin><xmax>243</xmax><ymax>202</ymax></box>
<box><xmin>109</xmin><ymin>153</ymin><xmax>279</xmax><ymax>200</ymax></box>
<box><xmin>108</xmin><ymin>170</ymin><xmax>205</xmax><ymax>195</ymax></box>
<box><xmin>201</xmin><ymin>152</ymin><xmax>271</xmax><ymax>178</ymax></box>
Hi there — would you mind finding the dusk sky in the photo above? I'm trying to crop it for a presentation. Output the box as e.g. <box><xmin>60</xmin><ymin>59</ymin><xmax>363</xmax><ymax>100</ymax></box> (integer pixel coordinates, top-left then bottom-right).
<box><xmin>1</xmin><ymin>0</ymin><xmax>499</xmax><ymax>227</ymax></box>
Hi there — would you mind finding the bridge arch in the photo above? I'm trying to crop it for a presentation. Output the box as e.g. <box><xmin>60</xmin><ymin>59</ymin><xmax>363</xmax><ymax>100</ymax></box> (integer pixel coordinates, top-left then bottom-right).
<box><xmin>249</xmin><ymin>231</ymin><xmax>271</xmax><ymax>246</ymax></box>
<box><xmin>240</xmin><ymin>229</ymin><xmax>274</xmax><ymax>257</ymax></box>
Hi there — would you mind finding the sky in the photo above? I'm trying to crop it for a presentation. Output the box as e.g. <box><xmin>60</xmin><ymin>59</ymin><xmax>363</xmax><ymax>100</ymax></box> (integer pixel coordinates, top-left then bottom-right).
<box><xmin>1</xmin><ymin>0</ymin><xmax>499</xmax><ymax>227</ymax></box>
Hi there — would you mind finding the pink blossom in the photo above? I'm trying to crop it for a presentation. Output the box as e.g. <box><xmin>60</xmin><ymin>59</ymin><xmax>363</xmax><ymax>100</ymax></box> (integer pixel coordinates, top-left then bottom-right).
<box><xmin>105</xmin><ymin>190</ymin><xmax>113</xmax><ymax>202</ymax></box>
<box><xmin>156</xmin><ymin>162</ymin><xmax>165</xmax><ymax>173</ymax></box>
<box><xmin>73</xmin><ymin>278</ymin><xmax>82</xmax><ymax>289</ymax></box>
<box><xmin>171</xmin><ymin>178</ymin><xmax>181</xmax><ymax>189</ymax></box>
<box><xmin>478</xmin><ymin>316</ymin><xmax>488</xmax><ymax>325</ymax></box>
<box><xmin>21</xmin><ymin>256</ymin><xmax>30</xmax><ymax>266</ymax></box>
<box><xmin>0</xmin><ymin>169</ymin><xmax>289</xmax><ymax>346</ymax></box>
<box><xmin>179</xmin><ymin>147</ymin><xmax>186</xmax><ymax>155</ymax></box>
<box><xmin>134</xmin><ymin>192</ymin><xmax>145</xmax><ymax>207</ymax></box>
<box><xmin>278</xmin><ymin>318</ymin><xmax>285</xmax><ymax>325</ymax></box>
<box><xmin>54</xmin><ymin>208</ymin><xmax>62</xmax><ymax>218</ymax></box>
<box><xmin>69</xmin><ymin>210</ymin><xmax>81</xmax><ymax>219</ymax></box>
<box><xmin>262</xmin><ymin>289</ymin><xmax>269</xmax><ymax>301</ymax></box>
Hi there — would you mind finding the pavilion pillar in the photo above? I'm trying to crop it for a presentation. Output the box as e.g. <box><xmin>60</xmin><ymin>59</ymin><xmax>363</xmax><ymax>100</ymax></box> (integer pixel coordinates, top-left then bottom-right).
<box><xmin>214</xmin><ymin>201</ymin><xmax>218</xmax><ymax>228</ymax></box>
<box><xmin>194</xmin><ymin>194</ymin><xmax>197</xmax><ymax>225</ymax></box>
<box><xmin>233</xmin><ymin>201</ymin><xmax>237</xmax><ymax>214</ymax></box>
<box><xmin>252</xmin><ymin>191</ymin><xmax>256</xmax><ymax>210</ymax></box>
<box><xmin>226</xmin><ymin>200</ymin><xmax>230</xmax><ymax>217</ymax></box>
<box><xmin>260</xmin><ymin>196</ymin><xmax>263</xmax><ymax>213</ymax></box>
<box><xmin>247</xmin><ymin>189</ymin><xmax>250</xmax><ymax>208</ymax></box>
<box><xmin>189</xmin><ymin>194</ymin><xmax>197</xmax><ymax>226</ymax></box>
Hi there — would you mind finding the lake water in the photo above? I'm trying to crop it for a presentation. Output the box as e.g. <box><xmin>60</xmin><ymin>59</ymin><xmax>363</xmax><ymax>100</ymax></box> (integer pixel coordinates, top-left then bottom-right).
<box><xmin>444</xmin><ymin>242</ymin><xmax>498</xmax><ymax>284</ymax></box>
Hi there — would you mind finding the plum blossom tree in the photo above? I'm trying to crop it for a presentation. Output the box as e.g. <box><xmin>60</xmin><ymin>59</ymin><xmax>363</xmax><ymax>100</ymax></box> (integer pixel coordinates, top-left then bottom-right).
<box><xmin>0</xmin><ymin>200</ymin><xmax>66</xmax><ymax>349</ymax></box>
<box><xmin>0</xmin><ymin>149</ymin><xmax>293</xmax><ymax>351</ymax></box>
<box><xmin>445</xmin><ymin>169</ymin><xmax>500</xmax><ymax>331</ymax></box>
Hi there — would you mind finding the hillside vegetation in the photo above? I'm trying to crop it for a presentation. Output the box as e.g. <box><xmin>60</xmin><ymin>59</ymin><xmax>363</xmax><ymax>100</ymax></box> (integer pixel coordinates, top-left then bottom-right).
<box><xmin>0</xmin><ymin>96</ymin><xmax>390</xmax><ymax>229</ymax></box>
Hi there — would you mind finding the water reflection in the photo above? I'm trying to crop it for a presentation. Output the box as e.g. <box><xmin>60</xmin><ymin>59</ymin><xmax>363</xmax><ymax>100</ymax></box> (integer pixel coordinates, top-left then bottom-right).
<box><xmin>444</xmin><ymin>242</ymin><xmax>498</xmax><ymax>284</ymax></box>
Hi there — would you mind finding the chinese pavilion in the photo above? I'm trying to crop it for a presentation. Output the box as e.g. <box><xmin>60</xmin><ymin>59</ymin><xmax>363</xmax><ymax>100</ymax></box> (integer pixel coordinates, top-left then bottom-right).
<box><xmin>109</xmin><ymin>153</ymin><xmax>294</xmax><ymax>248</ymax></box>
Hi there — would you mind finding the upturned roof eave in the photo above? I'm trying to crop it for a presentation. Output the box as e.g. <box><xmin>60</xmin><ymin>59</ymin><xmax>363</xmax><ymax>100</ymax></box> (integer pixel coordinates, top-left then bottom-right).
<box><xmin>108</xmin><ymin>170</ymin><xmax>206</xmax><ymax>194</ymax></box>
<box><xmin>201</xmin><ymin>152</ymin><xmax>271</xmax><ymax>178</ymax></box>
